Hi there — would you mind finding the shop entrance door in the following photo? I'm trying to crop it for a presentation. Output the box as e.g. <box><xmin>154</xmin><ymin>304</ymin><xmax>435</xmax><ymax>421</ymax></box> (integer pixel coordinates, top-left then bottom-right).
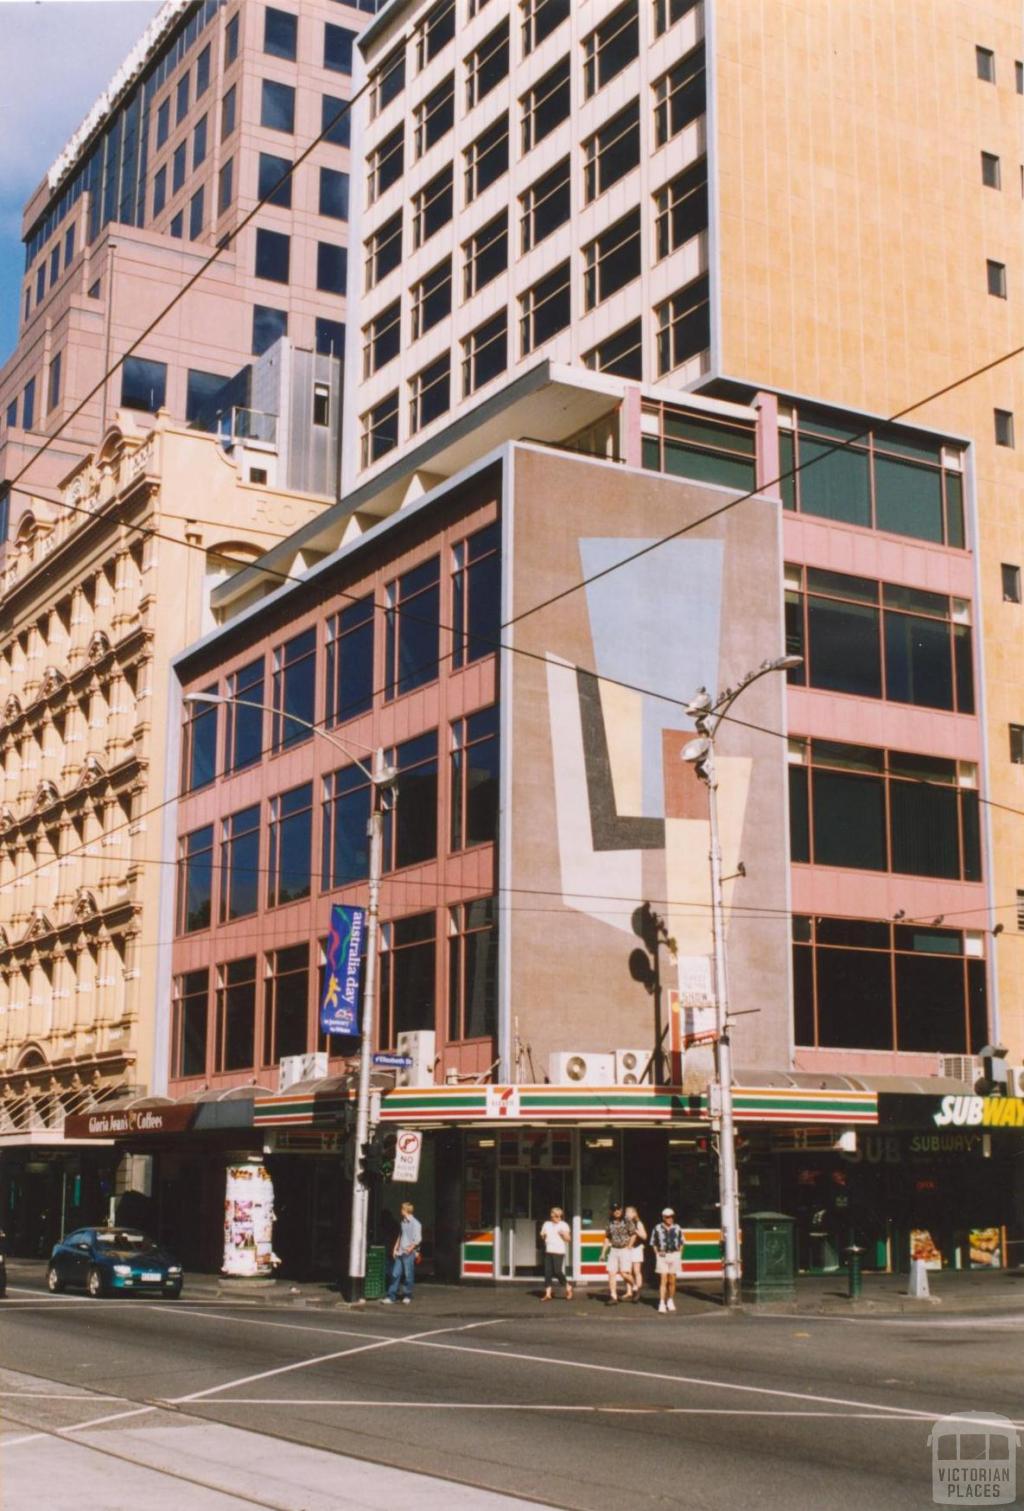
<box><xmin>497</xmin><ymin>1167</ymin><xmax>569</xmax><ymax>1278</ymax></box>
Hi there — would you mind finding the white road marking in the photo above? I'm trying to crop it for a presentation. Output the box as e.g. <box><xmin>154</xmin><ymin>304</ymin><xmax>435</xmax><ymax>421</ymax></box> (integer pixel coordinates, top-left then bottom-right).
<box><xmin>0</xmin><ymin>1392</ymin><xmax>127</xmax><ymax>1400</ymax></box>
<box><xmin>199</xmin><ymin>1400</ymin><xmax>990</xmax><ymax>1421</ymax></box>
<box><xmin>2</xmin><ymin>1403</ymin><xmax>157</xmax><ymax>1450</ymax></box>
<box><xmin>746</xmin><ymin>1310</ymin><xmax>1024</xmax><ymax>1329</ymax></box>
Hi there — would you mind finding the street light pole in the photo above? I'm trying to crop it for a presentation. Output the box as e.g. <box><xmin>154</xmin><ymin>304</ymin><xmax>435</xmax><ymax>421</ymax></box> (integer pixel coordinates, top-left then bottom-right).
<box><xmin>182</xmin><ymin>693</ymin><xmax>394</xmax><ymax>1304</ymax></box>
<box><xmin>682</xmin><ymin>654</ymin><xmax>801</xmax><ymax>1308</ymax></box>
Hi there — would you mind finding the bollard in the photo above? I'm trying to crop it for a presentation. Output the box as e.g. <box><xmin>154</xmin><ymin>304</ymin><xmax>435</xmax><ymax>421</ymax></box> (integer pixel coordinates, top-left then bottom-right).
<box><xmin>844</xmin><ymin>1244</ymin><xmax>864</xmax><ymax>1300</ymax></box>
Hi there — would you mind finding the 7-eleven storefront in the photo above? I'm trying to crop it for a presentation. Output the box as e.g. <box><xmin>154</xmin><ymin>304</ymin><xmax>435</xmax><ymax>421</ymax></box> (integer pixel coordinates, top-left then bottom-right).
<box><xmin>254</xmin><ymin>1083</ymin><xmax>879</xmax><ymax>1285</ymax></box>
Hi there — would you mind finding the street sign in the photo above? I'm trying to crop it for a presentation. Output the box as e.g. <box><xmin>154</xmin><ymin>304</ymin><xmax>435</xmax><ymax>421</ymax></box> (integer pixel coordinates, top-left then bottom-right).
<box><xmin>373</xmin><ymin>1052</ymin><xmax>413</xmax><ymax>1068</ymax></box>
<box><xmin>392</xmin><ymin>1128</ymin><xmax>422</xmax><ymax>1182</ymax></box>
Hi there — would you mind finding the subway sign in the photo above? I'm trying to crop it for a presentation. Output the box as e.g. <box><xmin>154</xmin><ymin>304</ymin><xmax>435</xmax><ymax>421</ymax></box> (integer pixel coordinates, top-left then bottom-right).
<box><xmin>934</xmin><ymin>1095</ymin><xmax>1024</xmax><ymax>1128</ymax></box>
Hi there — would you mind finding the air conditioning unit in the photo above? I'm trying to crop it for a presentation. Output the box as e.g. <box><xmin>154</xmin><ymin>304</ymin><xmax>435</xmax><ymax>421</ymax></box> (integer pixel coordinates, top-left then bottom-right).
<box><xmin>396</xmin><ymin>1030</ymin><xmax>437</xmax><ymax>1088</ymax></box>
<box><xmin>279</xmin><ymin>1052</ymin><xmax>328</xmax><ymax>1092</ymax></box>
<box><xmin>1007</xmin><ymin>1067</ymin><xmax>1024</xmax><ymax>1097</ymax></box>
<box><xmin>614</xmin><ymin>1048</ymin><xmax>651</xmax><ymax>1085</ymax></box>
<box><xmin>548</xmin><ymin>1051</ymin><xmax>615</xmax><ymax>1086</ymax></box>
<box><xmin>939</xmin><ymin>1055</ymin><xmax>980</xmax><ymax>1086</ymax></box>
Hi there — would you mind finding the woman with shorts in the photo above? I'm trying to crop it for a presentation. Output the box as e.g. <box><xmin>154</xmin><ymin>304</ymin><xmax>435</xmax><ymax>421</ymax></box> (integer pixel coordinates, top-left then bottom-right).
<box><xmin>603</xmin><ymin>1203</ymin><xmax>635</xmax><ymax>1302</ymax></box>
<box><xmin>539</xmin><ymin>1206</ymin><xmax>573</xmax><ymax>1301</ymax></box>
<box><xmin>624</xmin><ymin>1204</ymin><xmax>647</xmax><ymax>1302</ymax></box>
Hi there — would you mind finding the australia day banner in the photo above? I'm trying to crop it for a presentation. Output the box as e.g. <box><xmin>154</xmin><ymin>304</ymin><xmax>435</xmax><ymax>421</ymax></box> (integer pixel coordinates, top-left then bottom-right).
<box><xmin>320</xmin><ymin>904</ymin><xmax>366</xmax><ymax>1037</ymax></box>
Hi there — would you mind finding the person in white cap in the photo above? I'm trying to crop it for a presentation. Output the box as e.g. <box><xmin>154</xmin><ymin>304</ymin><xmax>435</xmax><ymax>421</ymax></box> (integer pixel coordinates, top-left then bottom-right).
<box><xmin>650</xmin><ymin>1208</ymin><xmax>685</xmax><ymax>1313</ymax></box>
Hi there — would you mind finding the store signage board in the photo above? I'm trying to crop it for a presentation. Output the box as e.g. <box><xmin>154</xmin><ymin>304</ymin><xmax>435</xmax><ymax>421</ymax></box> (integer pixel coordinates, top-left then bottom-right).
<box><xmin>486</xmin><ymin>1086</ymin><xmax>522</xmax><ymax>1119</ymax></box>
<box><xmin>879</xmin><ymin>1093</ymin><xmax>1024</xmax><ymax>1130</ymax></box>
<box><xmin>64</xmin><ymin>1105</ymin><xmax>196</xmax><ymax>1138</ymax></box>
<box><xmin>392</xmin><ymin>1128</ymin><xmax>422</xmax><ymax>1182</ymax></box>
<box><xmin>373</xmin><ymin>1053</ymin><xmax>413</xmax><ymax>1068</ymax></box>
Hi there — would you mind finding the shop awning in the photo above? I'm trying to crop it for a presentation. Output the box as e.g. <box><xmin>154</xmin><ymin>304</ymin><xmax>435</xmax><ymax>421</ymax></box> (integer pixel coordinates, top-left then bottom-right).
<box><xmin>64</xmin><ymin>1086</ymin><xmax>266</xmax><ymax>1140</ymax></box>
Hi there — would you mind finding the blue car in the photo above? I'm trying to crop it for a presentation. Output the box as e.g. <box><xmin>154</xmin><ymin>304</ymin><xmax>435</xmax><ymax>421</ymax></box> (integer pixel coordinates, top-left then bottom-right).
<box><xmin>47</xmin><ymin>1227</ymin><xmax>183</xmax><ymax>1299</ymax></box>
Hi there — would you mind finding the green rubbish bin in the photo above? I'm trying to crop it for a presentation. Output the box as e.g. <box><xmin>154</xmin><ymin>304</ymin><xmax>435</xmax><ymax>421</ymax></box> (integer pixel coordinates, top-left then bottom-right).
<box><xmin>741</xmin><ymin>1212</ymin><xmax>796</xmax><ymax>1303</ymax></box>
<box><xmin>365</xmin><ymin>1245</ymin><xmax>387</xmax><ymax>1301</ymax></box>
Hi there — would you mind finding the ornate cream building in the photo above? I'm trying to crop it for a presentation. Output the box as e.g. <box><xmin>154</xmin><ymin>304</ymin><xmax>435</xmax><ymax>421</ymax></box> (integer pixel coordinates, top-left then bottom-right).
<box><xmin>0</xmin><ymin>411</ymin><xmax>330</xmax><ymax>1251</ymax></box>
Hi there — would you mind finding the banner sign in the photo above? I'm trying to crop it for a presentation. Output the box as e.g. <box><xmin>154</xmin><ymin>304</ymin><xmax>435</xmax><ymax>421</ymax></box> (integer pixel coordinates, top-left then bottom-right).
<box><xmin>392</xmin><ymin>1129</ymin><xmax>423</xmax><ymax>1182</ymax></box>
<box><xmin>373</xmin><ymin>1053</ymin><xmax>413</xmax><ymax>1068</ymax></box>
<box><xmin>320</xmin><ymin>904</ymin><xmax>365</xmax><ymax>1037</ymax></box>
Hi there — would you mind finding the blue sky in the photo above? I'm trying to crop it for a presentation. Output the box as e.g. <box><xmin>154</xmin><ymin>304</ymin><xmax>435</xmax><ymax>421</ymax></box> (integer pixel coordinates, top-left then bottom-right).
<box><xmin>0</xmin><ymin>0</ymin><xmax>161</xmax><ymax>365</ymax></box>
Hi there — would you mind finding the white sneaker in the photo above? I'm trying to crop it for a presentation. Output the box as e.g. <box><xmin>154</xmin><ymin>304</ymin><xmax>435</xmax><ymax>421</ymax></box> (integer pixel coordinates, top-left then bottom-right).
<box><xmin>658</xmin><ymin>1301</ymin><xmax>667</xmax><ymax>1313</ymax></box>
<box><xmin>666</xmin><ymin>1298</ymin><xmax>676</xmax><ymax>1312</ymax></box>
<box><xmin>381</xmin><ymin>1297</ymin><xmax>394</xmax><ymax>1304</ymax></box>
<box><xmin>401</xmin><ymin>1296</ymin><xmax>411</xmax><ymax>1304</ymax></box>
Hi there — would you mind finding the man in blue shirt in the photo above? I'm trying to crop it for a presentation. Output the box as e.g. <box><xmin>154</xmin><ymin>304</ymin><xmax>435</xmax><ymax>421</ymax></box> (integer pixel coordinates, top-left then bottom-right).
<box><xmin>383</xmin><ymin>1201</ymin><xmax>422</xmax><ymax>1304</ymax></box>
<box><xmin>650</xmin><ymin>1208</ymin><xmax>685</xmax><ymax>1314</ymax></box>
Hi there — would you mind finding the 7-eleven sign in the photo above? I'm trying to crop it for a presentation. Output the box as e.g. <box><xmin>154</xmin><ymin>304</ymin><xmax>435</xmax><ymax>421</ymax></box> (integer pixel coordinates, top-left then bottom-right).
<box><xmin>486</xmin><ymin>1086</ymin><xmax>522</xmax><ymax>1119</ymax></box>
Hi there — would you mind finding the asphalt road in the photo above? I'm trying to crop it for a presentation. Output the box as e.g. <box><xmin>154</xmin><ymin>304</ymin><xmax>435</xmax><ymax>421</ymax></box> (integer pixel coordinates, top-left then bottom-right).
<box><xmin>2</xmin><ymin>1264</ymin><xmax>1022</xmax><ymax>1511</ymax></box>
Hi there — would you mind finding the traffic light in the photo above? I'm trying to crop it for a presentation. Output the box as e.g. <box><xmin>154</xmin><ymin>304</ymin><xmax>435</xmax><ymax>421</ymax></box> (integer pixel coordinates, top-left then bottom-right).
<box><xmin>358</xmin><ymin>1136</ymin><xmax>384</xmax><ymax>1183</ymax></box>
<box><xmin>380</xmin><ymin>1130</ymin><xmax>396</xmax><ymax>1181</ymax></box>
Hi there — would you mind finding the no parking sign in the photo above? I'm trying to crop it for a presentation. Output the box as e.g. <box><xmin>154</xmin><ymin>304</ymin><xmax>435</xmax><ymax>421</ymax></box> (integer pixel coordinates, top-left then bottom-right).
<box><xmin>392</xmin><ymin>1128</ymin><xmax>422</xmax><ymax>1183</ymax></box>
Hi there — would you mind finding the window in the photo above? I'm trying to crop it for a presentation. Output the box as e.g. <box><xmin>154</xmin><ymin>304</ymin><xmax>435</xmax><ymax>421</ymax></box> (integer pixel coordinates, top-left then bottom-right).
<box><xmin>316</xmin><ymin>317</ymin><xmax>345</xmax><ymax>357</ymax></box>
<box><xmin>219</xmin><ymin>157</ymin><xmax>234</xmax><ymax>212</ymax></box>
<box><xmin>368</xmin><ymin>125</ymin><xmax>404</xmax><ymax>202</ymax></box>
<box><xmin>156</xmin><ymin>97</ymin><xmax>170</xmax><ymax>148</ymax></box>
<box><xmin>259</xmin><ymin>152</ymin><xmax>292</xmax><ymax>207</ymax></box>
<box><xmin>413</xmin><ymin>165</ymin><xmax>453</xmax><ymax>248</ymax></box>
<box><xmin>1002</xmin><ymin>564</ymin><xmax>1021</xmax><ymax>603</ymax></box>
<box><xmin>121</xmin><ymin>356</ymin><xmax>167</xmax><ymax>412</ymax></box>
<box><xmin>225</xmin><ymin>11</ymin><xmax>239</xmax><ymax>64</ymax></box>
<box><xmin>520</xmin><ymin>157</ymin><xmax>569</xmax><ymax>251</ymax></box>
<box><xmin>584</xmin><ymin>208</ymin><xmax>641</xmax><ymax>308</ymax></box>
<box><xmin>585</xmin><ymin>101</ymin><xmax>640</xmax><ymax>202</ymax></box>
<box><xmin>1011</xmin><ymin>726</ymin><xmax>1024</xmax><ymax>765</ymax></box>
<box><xmin>792</xmin><ymin>915</ymin><xmax>985</xmax><ymax>1054</ymax></box>
<box><xmin>322</xmin><ymin>94</ymin><xmax>351</xmax><ymax>147</ymax></box>
<box><xmin>584</xmin><ymin>320</ymin><xmax>642</xmax><ymax>379</ymax></box>
<box><xmin>173</xmin><ymin>970</ymin><xmax>208</xmax><ymax>1078</ymax></box>
<box><xmin>654</xmin><ymin>45</ymin><xmax>706</xmax><ymax>146</ymax></box>
<box><xmin>35</xmin><ymin>264</ymin><xmax>45</xmax><ymax>305</ymax></box>
<box><xmin>264</xmin><ymin>6</ymin><xmax>297</xmax><ymax>59</ymax></box>
<box><xmin>173</xmin><ymin>141</ymin><xmax>187</xmax><ymax>192</ymax></box>
<box><xmin>271</xmin><ymin>627</ymin><xmax>316</xmax><ymax>750</ymax></box>
<box><xmin>366</xmin><ymin>211</ymin><xmax>402</xmax><ymax>288</ymax></box>
<box><xmin>520</xmin><ymin>261</ymin><xmax>570</xmax><ymax>353</ymax></box>
<box><xmin>49</xmin><ymin>246</ymin><xmax>60</xmax><ymax>288</ymax></box>
<box><xmin>463</xmin><ymin>210</ymin><xmax>507</xmax><ymax>297</ymax></box>
<box><xmin>415</xmin><ymin>75</ymin><xmax>454</xmax><ymax>158</ymax></box>
<box><xmin>410</xmin><ymin>353</ymin><xmax>451</xmax><ymax>432</ymax></box>
<box><xmin>655</xmin><ymin>274</ymin><xmax>710</xmax><ymax>375</ymax></box>
<box><xmin>655</xmin><ymin>160</ymin><xmax>708</xmax><ymax>258</ymax></box>
<box><xmin>268</xmin><ymin>782</ymin><xmax>313</xmax><ymax>906</ymax></box>
<box><xmin>64</xmin><ymin>223</ymin><xmax>75</xmax><ymax>269</ymax></box>
<box><xmin>995</xmin><ymin>408</ymin><xmax>1015</xmax><ymax>446</ymax></box>
<box><xmin>22</xmin><ymin>378</ymin><xmax>36</xmax><ymax>431</ymax></box>
<box><xmin>320</xmin><ymin>167</ymin><xmax>349</xmax><ymax>219</ymax></box>
<box><xmin>465</xmin><ymin>115</ymin><xmax>508</xmax><ymax>201</ymax></box>
<box><xmin>364</xmin><ymin>299</ymin><xmax>401</xmax><ymax>376</ymax></box>
<box><xmin>261</xmin><ymin>78</ymin><xmax>295</xmax><ymax>132</ymax></box>
<box><xmin>317</xmin><ymin>242</ymin><xmax>347</xmax><ymax>295</ymax></box>
<box><xmin>153</xmin><ymin>165</ymin><xmax>167</xmax><ymax>217</ymax></box>
<box><xmin>193</xmin><ymin>114</ymin><xmax>208</xmax><ymax>169</ymax></box>
<box><xmin>226</xmin><ymin>657</ymin><xmax>264</xmax><ymax>771</ymax></box>
<box><xmin>981</xmin><ymin>151</ymin><xmax>1001</xmax><ymax>188</ymax></box>
<box><xmin>326</xmin><ymin>595</ymin><xmax>374</xmax><ymax>724</ymax></box>
<box><xmin>463</xmin><ymin>311</ymin><xmax>508</xmax><ymax>394</ymax></box>
<box><xmin>1017</xmin><ymin>59</ymin><xmax>1024</xmax><ymax>92</ymax></box>
<box><xmin>784</xmin><ymin>568</ymin><xmax>975</xmax><ymax>714</ymax></box>
<box><xmin>253</xmin><ymin>304</ymin><xmax>287</xmax><ymax>355</ymax></box>
<box><xmin>256</xmin><ymin>227</ymin><xmax>290</xmax><ymax>282</ymax></box>
<box><xmin>181</xmin><ymin>684</ymin><xmax>218</xmax><ymax>792</ymax></box>
<box><xmin>47</xmin><ymin>351</ymin><xmax>62</xmax><ymax>414</ymax></box>
<box><xmin>215</xmin><ymin>957</ymin><xmax>256</xmax><ymax>1072</ymax></box>
<box><xmin>189</xmin><ymin>185</ymin><xmax>205</xmax><ymax>239</ymax></box>
<box><xmin>416</xmin><ymin>0</ymin><xmax>455</xmax><ymax>68</ymax></box>
<box><xmin>5</xmin><ymin>399</ymin><xmax>16</xmax><ymax>430</ymax></box>
<box><xmin>384</xmin><ymin>731</ymin><xmax>438</xmax><ymax>869</ymax></box>
<box><xmin>196</xmin><ymin>41</ymin><xmax>211</xmax><ymax>94</ymax></box>
<box><xmin>642</xmin><ymin>400</ymin><xmax>756</xmax><ymax>489</ymax></box>
<box><xmin>372</xmin><ymin>44</ymin><xmax>406</xmax><ymax>115</ymax></box>
<box><xmin>263</xmin><ymin>945</ymin><xmax>309</xmax><ymax>1063</ymax></box>
<box><xmin>450</xmin><ymin>704</ymin><xmax>499</xmax><ymax>845</ymax></box>
<box><xmin>655</xmin><ymin>0</ymin><xmax>697</xmax><ymax>33</ymax></box>
<box><xmin>466</xmin><ymin>19</ymin><xmax>509</xmax><ymax>108</ymax></box>
<box><xmin>176</xmin><ymin>72</ymin><xmax>190</xmax><ymax>124</ymax></box>
<box><xmin>379</xmin><ymin>913</ymin><xmax>436</xmax><ymax>1048</ymax></box>
<box><xmin>976</xmin><ymin>45</ymin><xmax>995</xmax><ymax>82</ymax></box>
<box><xmin>452</xmin><ymin>524</ymin><xmax>499</xmax><ymax>669</ymax></box>
<box><xmin>221</xmin><ymin>84</ymin><xmax>237</xmax><ymax>139</ymax></box>
<box><xmin>220</xmin><ymin>804</ymin><xmax>260</xmax><ymax>921</ymax></box>
<box><xmin>322</xmin><ymin>762</ymin><xmax>371</xmax><ymax>887</ymax></box>
<box><xmin>411</xmin><ymin>257</ymin><xmax>452</xmax><ymax>338</ymax></box>
<box><xmin>386</xmin><ymin>558</ymin><xmax>440</xmax><ymax>698</ymax></box>
<box><xmin>362</xmin><ymin>391</ymin><xmax>399</xmax><ymax>465</ymax></box>
<box><xmin>313</xmin><ymin>382</ymin><xmax>330</xmax><ymax>427</ymax></box>
<box><xmin>324</xmin><ymin>22</ymin><xmax>356</xmax><ymax>73</ymax></box>
<box><xmin>170</xmin><ymin>211</ymin><xmax>184</xmax><ymax>239</ymax></box>
<box><xmin>987</xmin><ymin>259</ymin><xmax>1007</xmax><ymax>297</ymax></box>
<box><xmin>522</xmin><ymin>0</ymin><xmax>570</xmax><ymax>53</ymax></box>
<box><xmin>449</xmin><ymin>899</ymin><xmax>497</xmax><ymax>1041</ymax></box>
<box><xmin>789</xmin><ymin>740</ymin><xmax>981</xmax><ymax>881</ymax></box>
<box><xmin>1018</xmin><ymin>892</ymin><xmax>1024</xmax><ymax>931</ymax></box>
<box><xmin>777</xmin><ymin>405</ymin><xmax>966</xmax><ymax>546</ymax></box>
<box><xmin>178</xmin><ymin>824</ymin><xmax>214</xmax><ymax>933</ymax></box>
<box><xmin>584</xmin><ymin>1</ymin><xmax>638</xmax><ymax>97</ymax></box>
<box><xmin>522</xmin><ymin>57</ymin><xmax>570</xmax><ymax>151</ymax></box>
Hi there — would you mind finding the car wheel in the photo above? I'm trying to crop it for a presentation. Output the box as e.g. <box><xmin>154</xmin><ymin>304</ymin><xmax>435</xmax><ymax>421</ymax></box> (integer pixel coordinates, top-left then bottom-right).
<box><xmin>46</xmin><ymin>1264</ymin><xmax>64</xmax><ymax>1294</ymax></box>
<box><xmin>86</xmin><ymin>1266</ymin><xmax>106</xmax><ymax>1298</ymax></box>
<box><xmin>163</xmin><ymin>1282</ymin><xmax>182</xmax><ymax>1299</ymax></box>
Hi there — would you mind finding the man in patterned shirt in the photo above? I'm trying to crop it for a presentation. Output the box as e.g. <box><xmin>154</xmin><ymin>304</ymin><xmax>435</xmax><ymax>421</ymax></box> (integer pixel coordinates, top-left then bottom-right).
<box><xmin>651</xmin><ymin>1208</ymin><xmax>685</xmax><ymax>1314</ymax></box>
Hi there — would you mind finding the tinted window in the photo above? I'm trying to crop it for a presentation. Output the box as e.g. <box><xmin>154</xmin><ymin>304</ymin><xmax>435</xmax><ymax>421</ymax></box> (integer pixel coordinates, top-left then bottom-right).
<box><xmin>386</xmin><ymin>558</ymin><xmax>440</xmax><ymax>698</ymax></box>
<box><xmin>324</xmin><ymin>22</ymin><xmax>355</xmax><ymax>72</ymax></box>
<box><xmin>258</xmin><ymin>152</ymin><xmax>292</xmax><ymax>207</ymax></box>
<box><xmin>253</xmin><ymin>305</ymin><xmax>287</xmax><ymax>355</ymax></box>
<box><xmin>256</xmin><ymin>227</ymin><xmax>290</xmax><ymax>282</ymax></box>
<box><xmin>317</xmin><ymin>242</ymin><xmax>347</xmax><ymax>295</ymax></box>
<box><xmin>319</xmin><ymin>168</ymin><xmax>349</xmax><ymax>219</ymax></box>
<box><xmin>327</xmin><ymin>595</ymin><xmax>374</xmax><ymax>724</ymax></box>
<box><xmin>322</xmin><ymin>764</ymin><xmax>371</xmax><ymax>887</ymax></box>
<box><xmin>261</xmin><ymin>79</ymin><xmax>295</xmax><ymax>132</ymax></box>
<box><xmin>121</xmin><ymin>357</ymin><xmax>167</xmax><ymax>412</ymax></box>
<box><xmin>806</xmin><ymin>596</ymin><xmax>881</xmax><ymax>698</ymax></box>
<box><xmin>322</xmin><ymin>94</ymin><xmax>351</xmax><ymax>147</ymax></box>
<box><xmin>388</xmin><ymin>731</ymin><xmax>438</xmax><ymax>869</ymax></box>
<box><xmin>316</xmin><ymin>318</ymin><xmax>345</xmax><ymax>357</ymax></box>
<box><xmin>264</xmin><ymin>7</ymin><xmax>297</xmax><ymax>59</ymax></box>
<box><xmin>812</xmin><ymin>770</ymin><xmax>886</xmax><ymax>871</ymax></box>
<box><xmin>269</xmin><ymin>783</ymin><xmax>313</xmax><ymax>905</ymax></box>
<box><xmin>272</xmin><ymin>627</ymin><xmax>316</xmax><ymax>750</ymax></box>
<box><xmin>227</xmin><ymin>658</ymin><xmax>264</xmax><ymax>771</ymax></box>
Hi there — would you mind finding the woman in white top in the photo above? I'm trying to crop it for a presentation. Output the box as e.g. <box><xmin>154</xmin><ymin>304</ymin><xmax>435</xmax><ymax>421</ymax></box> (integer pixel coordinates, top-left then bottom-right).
<box><xmin>539</xmin><ymin>1206</ymin><xmax>573</xmax><ymax>1301</ymax></box>
<box><xmin>625</xmin><ymin>1205</ymin><xmax>647</xmax><ymax>1302</ymax></box>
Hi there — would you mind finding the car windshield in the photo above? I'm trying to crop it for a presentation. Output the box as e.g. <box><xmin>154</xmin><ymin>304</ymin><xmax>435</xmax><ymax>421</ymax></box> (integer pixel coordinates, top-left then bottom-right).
<box><xmin>94</xmin><ymin>1231</ymin><xmax>157</xmax><ymax>1253</ymax></box>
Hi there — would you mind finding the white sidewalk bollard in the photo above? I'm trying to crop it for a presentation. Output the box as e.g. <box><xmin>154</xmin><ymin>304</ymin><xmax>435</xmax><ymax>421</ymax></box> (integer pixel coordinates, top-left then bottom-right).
<box><xmin>908</xmin><ymin>1259</ymin><xmax>931</xmax><ymax>1298</ymax></box>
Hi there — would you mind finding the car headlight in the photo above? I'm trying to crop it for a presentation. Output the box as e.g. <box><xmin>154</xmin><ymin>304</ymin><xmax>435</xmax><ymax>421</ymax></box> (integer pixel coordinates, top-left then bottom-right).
<box><xmin>113</xmin><ymin>1264</ymin><xmax>132</xmax><ymax>1276</ymax></box>
<box><xmin>167</xmin><ymin>1266</ymin><xmax>181</xmax><ymax>1274</ymax></box>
